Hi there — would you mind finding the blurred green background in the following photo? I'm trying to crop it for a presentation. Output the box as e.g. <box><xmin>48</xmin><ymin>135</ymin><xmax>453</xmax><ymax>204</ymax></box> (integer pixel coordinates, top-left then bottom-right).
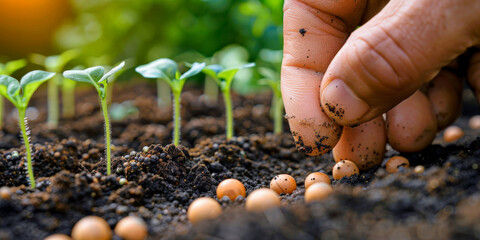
<box><xmin>0</xmin><ymin>0</ymin><xmax>283</xmax><ymax>93</ymax></box>
<box><xmin>0</xmin><ymin>0</ymin><xmax>281</xmax><ymax>63</ymax></box>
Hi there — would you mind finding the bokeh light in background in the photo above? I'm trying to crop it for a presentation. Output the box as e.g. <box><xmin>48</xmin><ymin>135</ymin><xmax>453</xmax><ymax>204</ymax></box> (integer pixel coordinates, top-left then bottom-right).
<box><xmin>0</xmin><ymin>0</ymin><xmax>73</xmax><ymax>57</ymax></box>
<box><xmin>0</xmin><ymin>0</ymin><xmax>282</xmax><ymax>63</ymax></box>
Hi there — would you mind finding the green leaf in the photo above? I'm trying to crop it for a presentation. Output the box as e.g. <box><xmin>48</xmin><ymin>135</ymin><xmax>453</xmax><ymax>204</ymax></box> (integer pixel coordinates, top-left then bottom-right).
<box><xmin>218</xmin><ymin>63</ymin><xmax>255</xmax><ymax>84</ymax></box>
<box><xmin>202</xmin><ymin>64</ymin><xmax>224</xmax><ymax>79</ymax></box>
<box><xmin>179</xmin><ymin>62</ymin><xmax>206</xmax><ymax>80</ymax></box>
<box><xmin>1</xmin><ymin>59</ymin><xmax>27</xmax><ymax>76</ymax></box>
<box><xmin>86</xmin><ymin>66</ymin><xmax>104</xmax><ymax>82</ymax></box>
<box><xmin>63</xmin><ymin>68</ymin><xmax>98</xmax><ymax>85</ymax></box>
<box><xmin>45</xmin><ymin>49</ymin><xmax>80</xmax><ymax>72</ymax></box>
<box><xmin>136</xmin><ymin>58</ymin><xmax>178</xmax><ymax>80</ymax></box>
<box><xmin>0</xmin><ymin>75</ymin><xmax>21</xmax><ymax>104</ymax></box>
<box><xmin>99</xmin><ymin>61</ymin><xmax>125</xmax><ymax>83</ymax></box>
<box><xmin>20</xmin><ymin>70</ymin><xmax>55</xmax><ymax>104</ymax></box>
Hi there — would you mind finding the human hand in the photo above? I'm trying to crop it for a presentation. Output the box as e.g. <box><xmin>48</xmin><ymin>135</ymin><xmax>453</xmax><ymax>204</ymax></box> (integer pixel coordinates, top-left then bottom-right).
<box><xmin>281</xmin><ymin>0</ymin><xmax>480</xmax><ymax>169</ymax></box>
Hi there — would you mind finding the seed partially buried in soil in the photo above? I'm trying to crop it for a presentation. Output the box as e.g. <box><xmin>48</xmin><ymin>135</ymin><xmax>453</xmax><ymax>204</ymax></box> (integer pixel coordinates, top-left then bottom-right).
<box><xmin>469</xmin><ymin>115</ymin><xmax>480</xmax><ymax>129</ymax></box>
<box><xmin>270</xmin><ymin>174</ymin><xmax>296</xmax><ymax>194</ymax></box>
<box><xmin>385</xmin><ymin>156</ymin><xmax>410</xmax><ymax>173</ymax></box>
<box><xmin>332</xmin><ymin>116</ymin><xmax>386</xmax><ymax>171</ymax></box>
<box><xmin>305</xmin><ymin>182</ymin><xmax>333</xmax><ymax>203</ymax></box>
<box><xmin>71</xmin><ymin>216</ymin><xmax>112</xmax><ymax>240</ymax></box>
<box><xmin>216</xmin><ymin>178</ymin><xmax>246</xmax><ymax>201</ymax></box>
<box><xmin>188</xmin><ymin>197</ymin><xmax>222</xmax><ymax>224</ymax></box>
<box><xmin>443</xmin><ymin>126</ymin><xmax>464</xmax><ymax>143</ymax></box>
<box><xmin>245</xmin><ymin>188</ymin><xmax>281</xmax><ymax>212</ymax></box>
<box><xmin>0</xmin><ymin>186</ymin><xmax>11</xmax><ymax>200</ymax></box>
<box><xmin>332</xmin><ymin>160</ymin><xmax>359</xmax><ymax>180</ymax></box>
<box><xmin>304</xmin><ymin>172</ymin><xmax>330</xmax><ymax>189</ymax></box>
<box><xmin>44</xmin><ymin>234</ymin><xmax>71</xmax><ymax>240</ymax></box>
<box><xmin>114</xmin><ymin>216</ymin><xmax>148</xmax><ymax>240</ymax></box>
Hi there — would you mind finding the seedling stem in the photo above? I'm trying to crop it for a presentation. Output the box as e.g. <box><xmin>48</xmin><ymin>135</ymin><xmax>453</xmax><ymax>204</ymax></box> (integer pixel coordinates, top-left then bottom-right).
<box><xmin>18</xmin><ymin>108</ymin><xmax>35</xmax><ymax>188</ymax></box>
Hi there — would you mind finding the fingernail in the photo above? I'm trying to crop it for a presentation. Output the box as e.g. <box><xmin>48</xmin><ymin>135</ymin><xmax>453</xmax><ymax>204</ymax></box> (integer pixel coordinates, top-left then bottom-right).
<box><xmin>321</xmin><ymin>79</ymin><xmax>369</xmax><ymax>123</ymax></box>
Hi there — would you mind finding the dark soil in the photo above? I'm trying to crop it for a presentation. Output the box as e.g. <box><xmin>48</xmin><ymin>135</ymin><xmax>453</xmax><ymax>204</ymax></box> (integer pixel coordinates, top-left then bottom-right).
<box><xmin>0</xmin><ymin>82</ymin><xmax>479</xmax><ymax>240</ymax></box>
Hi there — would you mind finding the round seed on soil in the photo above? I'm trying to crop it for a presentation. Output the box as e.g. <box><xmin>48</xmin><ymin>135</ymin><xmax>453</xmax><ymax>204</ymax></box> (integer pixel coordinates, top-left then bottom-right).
<box><xmin>386</xmin><ymin>156</ymin><xmax>410</xmax><ymax>173</ymax></box>
<box><xmin>216</xmin><ymin>179</ymin><xmax>246</xmax><ymax>201</ymax></box>
<box><xmin>332</xmin><ymin>160</ymin><xmax>359</xmax><ymax>180</ymax></box>
<box><xmin>245</xmin><ymin>188</ymin><xmax>280</xmax><ymax>212</ymax></box>
<box><xmin>187</xmin><ymin>197</ymin><xmax>222</xmax><ymax>224</ymax></box>
<box><xmin>443</xmin><ymin>126</ymin><xmax>464</xmax><ymax>143</ymax></box>
<box><xmin>305</xmin><ymin>172</ymin><xmax>331</xmax><ymax>189</ymax></box>
<box><xmin>469</xmin><ymin>115</ymin><xmax>480</xmax><ymax>129</ymax></box>
<box><xmin>270</xmin><ymin>174</ymin><xmax>296</xmax><ymax>194</ymax></box>
<box><xmin>0</xmin><ymin>186</ymin><xmax>12</xmax><ymax>200</ymax></box>
<box><xmin>44</xmin><ymin>233</ymin><xmax>71</xmax><ymax>240</ymax></box>
<box><xmin>142</xmin><ymin>146</ymin><xmax>149</xmax><ymax>153</ymax></box>
<box><xmin>114</xmin><ymin>216</ymin><xmax>148</xmax><ymax>240</ymax></box>
<box><xmin>71</xmin><ymin>216</ymin><xmax>112</xmax><ymax>240</ymax></box>
<box><xmin>305</xmin><ymin>182</ymin><xmax>333</xmax><ymax>203</ymax></box>
<box><xmin>414</xmin><ymin>165</ymin><xmax>425</xmax><ymax>174</ymax></box>
<box><xmin>119</xmin><ymin>178</ymin><xmax>127</xmax><ymax>185</ymax></box>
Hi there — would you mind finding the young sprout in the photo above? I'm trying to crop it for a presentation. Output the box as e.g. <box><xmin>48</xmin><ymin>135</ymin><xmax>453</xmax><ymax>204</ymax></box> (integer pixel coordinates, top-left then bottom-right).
<box><xmin>258</xmin><ymin>67</ymin><xmax>283</xmax><ymax>135</ymax></box>
<box><xmin>63</xmin><ymin>61</ymin><xmax>125</xmax><ymax>175</ymax></box>
<box><xmin>0</xmin><ymin>70</ymin><xmax>56</xmax><ymax>188</ymax></box>
<box><xmin>202</xmin><ymin>63</ymin><xmax>255</xmax><ymax>139</ymax></box>
<box><xmin>136</xmin><ymin>59</ymin><xmax>205</xmax><ymax>145</ymax></box>
<box><xmin>31</xmin><ymin>49</ymin><xmax>79</xmax><ymax>127</ymax></box>
<box><xmin>0</xmin><ymin>59</ymin><xmax>27</xmax><ymax>129</ymax></box>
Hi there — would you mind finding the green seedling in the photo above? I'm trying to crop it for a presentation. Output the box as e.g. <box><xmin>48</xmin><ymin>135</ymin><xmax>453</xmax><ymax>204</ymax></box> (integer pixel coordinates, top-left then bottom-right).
<box><xmin>258</xmin><ymin>67</ymin><xmax>283</xmax><ymax>134</ymax></box>
<box><xmin>0</xmin><ymin>59</ymin><xmax>27</xmax><ymax>129</ymax></box>
<box><xmin>0</xmin><ymin>71</ymin><xmax>55</xmax><ymax>188</ymax></box>
<box><xmin>202</xmin><ymin>63</ymin><xmax>255</xmax><ymax>139</ymax></box>
<box><xmin>63</xmin><ymin>61</ymin><xmax>125</xmax><ymax>175</ymax></box>
<box><xmin>136</xmin><ymin>59</ymin><xmax>205</xmax><ymax>145</ymax></box>
<box><xmin>31</xmin><ymin>49</ymin><xmax>79</xmax><ymax>127</ymax></box>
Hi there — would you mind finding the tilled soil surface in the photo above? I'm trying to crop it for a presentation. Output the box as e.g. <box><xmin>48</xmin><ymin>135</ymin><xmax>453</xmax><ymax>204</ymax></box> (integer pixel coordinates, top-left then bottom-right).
<box><xmin>0</xmin><ymin>83</ymin><xmax>479</xmax><ymax>240</ymax></box>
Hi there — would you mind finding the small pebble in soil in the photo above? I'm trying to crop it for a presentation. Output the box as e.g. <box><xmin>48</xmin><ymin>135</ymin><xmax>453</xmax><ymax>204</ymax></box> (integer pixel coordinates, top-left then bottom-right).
<box><xmin>188</xmin><ymin>197</ymin><xmax>222</xmax><ymax>224</ymax></box>
<box><xmin>71</xmin><ymin>216</ymin><xmax>112</xmax><ymax>240</ymax></box>
<box><xmin>119</xmin><ymin>178</ymin><xmax>127</xmax><ymax>185</ymax></box>
<box><xmin>11</xmin><ymin>151</ymin><xmax>19</xmax><ymax>159</ymax></box>
<box><xmin>443</xmin><ymin>126</ymin><xmax>464</xmax><ymax>142</ymax></box>
<box><xmin>216</xmin><ymin>178</ymin><xmax>246</xmax><ymax>201</ymax></box>
<box><xmin>469</xmin><ymin>115</ymin><xmax>480</xmax><ymax>129</ymax></box>
<box><xmin>305</xmin><ymin>182</ymin><xmax>333</xmax><ymax>203</ymax></box>
<box><xmin>0</xmin><ymin>186</ymin><xmax>12</xmax><ymax>200</ymax></box>
<box><xmin>116</xmin><ymin>167</ymin><xmax>124</xmax><ymax>175</ymax></box>
<box><xmin>142</xmin><ymin>146</ymin><xmax>149</xmax><ymax>153</ymax></box>
<box><xmin>305</xmin><ymin>172</ymin><xmax>331</xmax><ymax>189</ymax></box>
<box><xmin>414</xmin><ymin>165</ymin><xmax>425</xmax><ymax>174</ymax></box>
<box><xmin>114</xmin><ymin>216</ymin><xmax>148</xmax><ymax>240</ymax></box>
<box><xmin>385</xmin><ymin>156</ymin><xmax>410</xmax><ymax>173</ymax></box>
<box><xmin>332</xmin><ymin>160</ymin><xmax>359</xmax><ymax>180</ymax></box>
<box><xmin>246</xmin><ymin>188</ymin><xmax>280</xmax><ymax>212</ymax></box>
<box><xmin>130</xmin><ymin>151</ymin><xmax>137</xmax><ymax>156</ymax></box>
<box><xmin>44</xmin><ymin>233</ymin><xmax>71</xmax><ymax>240</ymax></box>
<box><xmin>270</xmin><ymin>174</ymin><xmax>297</xmax><ymax>194</ymax></box>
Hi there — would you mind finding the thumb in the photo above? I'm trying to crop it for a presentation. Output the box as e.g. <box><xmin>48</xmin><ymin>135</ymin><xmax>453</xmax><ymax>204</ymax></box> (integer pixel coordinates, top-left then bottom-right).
<box><xmin>320</xmin><ymin>0</ymin><xmax>480</xmax><ymax>125</ymax></box>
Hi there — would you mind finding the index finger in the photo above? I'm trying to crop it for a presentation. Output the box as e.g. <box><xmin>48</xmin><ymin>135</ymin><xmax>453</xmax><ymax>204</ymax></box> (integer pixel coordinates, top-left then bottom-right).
<box><xmin>281</xmin><ymin>0</ymin><xmax>365</xmax><ymax>155</ymax></box>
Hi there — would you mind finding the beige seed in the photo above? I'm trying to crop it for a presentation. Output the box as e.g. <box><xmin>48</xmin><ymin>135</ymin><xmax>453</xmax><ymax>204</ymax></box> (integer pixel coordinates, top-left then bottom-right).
<box><xmin>332</xmin><ymin>160</ymin><xmax>359</xmax><ymax>180</ymax></box>
<box><xmin>187</xmin><ymin>197</ymin><xmax>222</xmax><ymax>224</ymax></box>
<box><xmin>305</xmin><ymin>183</ymin><xmax>333</xmax><ymax>203</ymax></box>
<box><xmin>245</xmin><ymin>188</ymin><xmax>280</xmax><ymax>212</ymax></box>
<box><xmin>270</xmin><ymin>174</ymin><xmax>296</xmax><ymax>194</ymax></box>
<box><xmin>71</xmin><ymin>216</ymin><xmax>112</xmax><ymax>240</ymax></box>
<box><xmin>114</xmin><ymin>216</ymin><xmax>148</xmax><ymax>240</ymax></box>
